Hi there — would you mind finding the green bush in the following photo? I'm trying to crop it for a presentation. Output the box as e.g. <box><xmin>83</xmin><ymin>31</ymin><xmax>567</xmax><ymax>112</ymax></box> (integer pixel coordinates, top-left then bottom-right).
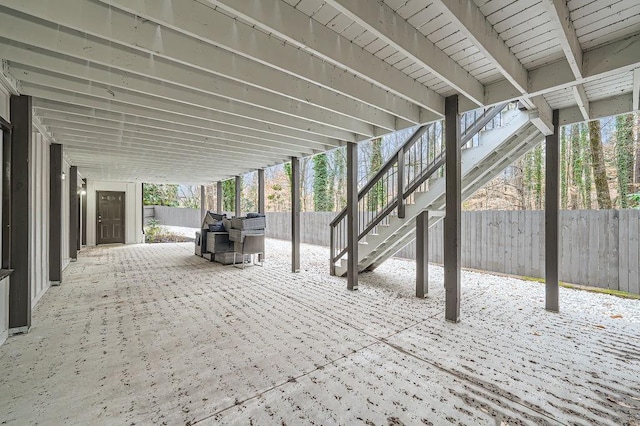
<box><xmin>144</xmin><ymin>219</ymin><xmax>193</xmax><ymax>243</ymax></box>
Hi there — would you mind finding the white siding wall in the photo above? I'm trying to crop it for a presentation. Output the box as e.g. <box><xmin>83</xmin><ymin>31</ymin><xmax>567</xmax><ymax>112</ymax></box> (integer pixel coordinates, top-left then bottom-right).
<box><xmin>86</xmin><ymin>181</ymin><xmax>143</xmax><ymax>246</ymax></box>
<box><xmin>29</xmin><ymin>131</ymin><xmax>51</xmax><ymax>308</ymax></box>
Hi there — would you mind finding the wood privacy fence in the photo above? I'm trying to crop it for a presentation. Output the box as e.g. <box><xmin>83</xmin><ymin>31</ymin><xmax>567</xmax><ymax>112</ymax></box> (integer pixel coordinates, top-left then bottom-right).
<box><xmin>265</xmin><ymin>210</ymin><xmax>640</xmax><ymax>295</ymax></box>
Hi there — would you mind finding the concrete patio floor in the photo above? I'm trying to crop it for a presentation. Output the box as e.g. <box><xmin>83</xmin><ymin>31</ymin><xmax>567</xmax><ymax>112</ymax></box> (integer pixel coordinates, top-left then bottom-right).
<box><xmin>1</xmin><ymin>239</ymin><xmax>639</xmax><ymax>425</ymax></box>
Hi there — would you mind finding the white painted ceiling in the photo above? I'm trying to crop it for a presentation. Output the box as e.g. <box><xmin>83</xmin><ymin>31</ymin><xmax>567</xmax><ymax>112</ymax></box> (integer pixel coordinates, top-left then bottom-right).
<box><xmin>0</xmin><ymin>0</ymin><xmax>638</xmax><ymax>183</ymax></box>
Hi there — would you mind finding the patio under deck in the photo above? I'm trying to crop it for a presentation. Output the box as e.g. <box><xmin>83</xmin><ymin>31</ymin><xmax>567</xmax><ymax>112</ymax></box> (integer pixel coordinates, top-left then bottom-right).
<box><xmin>1</xmin><ymin>240</ymin><xmax>639</xmax><ymax>425</ymax></box>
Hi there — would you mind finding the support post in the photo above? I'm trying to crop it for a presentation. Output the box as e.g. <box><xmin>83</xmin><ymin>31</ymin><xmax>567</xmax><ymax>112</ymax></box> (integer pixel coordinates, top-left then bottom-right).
<box><xmin>416</xmin><ymin>210</ymin><xmax>429</xmax><ymax>298</ymax></box>
<box><xmin>444</xmin><ymin>95</ymin><xmax>461</xmax><ymax>322</ymax></box>
<box><xmin>141</xmin><ymin>182</ymin><xmax>145</xmax><ymax>238</ymax></box>
<box><xmin>77</xmin><ymin>188</ymin><xmax>81</xmax><ymax>251</ymax></box>
<box><xmin>347</xmin><ymin>142</ymin><xmax>358</xmax><ymax>290</ymax></box>
<box><xmin>49</xmin><ymin>143</ymin><xmax>62</xmax><ymax>284</ymax></box>
<box><xmin>258</xmin><ymin>169</ymin><xmax>265</xmax><ymax>262</ymax></box>
<box><xmin>200</xmin><ymin>184</ymin><xmax>206</xmax><ymax>222</ymax></box>
<box><xmin>234</xmin><ymin>176</ymin><xmax>241</xmax><ymax>217</ymax></box>
<box><xmin>69</xmin><ymin>166</ymin><xmax>78</xmax><ymax>261</ymax></box>
<box><xmin>9</xmin><ymin>95</ymin><xmax>31</xmax><ymax>332</ymax></box>
<box><xmin>81</xmin><ymin>180</ymin><xmax>87</xmax><ymax>247</ymax></box>
<box><xmin>545</xmin><ymin>109</ymin><xmax>560</xmax><ymax>312</ymax></box>
<box><xmin>397</xmin><ymin>150</ymin><xmax>405</xmax><ymax>218</ymax></box>
<box><xmin>258</xmin><ymin>169</ymin><xmax>265</xmax><ymax>214</ymax></box>
<box><xmin>216</xmin><ymin>181</ymin><xmax>223</xmax><ymax>213</ymax></box>
<box><xmin>291</xmin><ymin>157</ymin><xmax>300</xmax><ymax>272</ymax></box>
<box><xmin>1</xmin><ymin>120</ymin><xmax>11</xmax><ymax>271</ymax></box>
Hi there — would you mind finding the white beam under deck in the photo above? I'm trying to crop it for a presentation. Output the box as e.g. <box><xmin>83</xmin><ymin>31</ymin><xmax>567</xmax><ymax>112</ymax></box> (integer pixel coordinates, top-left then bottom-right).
<box><xmin>16</xmin><ymin>70</ymin><xmax>355</xmax><ymax>142</ymax></box>
<box><xmin>420</xmin><ymin>0</ymin><xmax>553</xmax><ymax>133</ymax></box>
<box><xmin>32</xmin><ymin>98</ymin><xmax>336</xmax><ymax>150</ymax></box>
<box><xmin>0</xmin><ymin>0</ymin><xmax>638</xmax><ymax>184</ymax></box>
<box><xmin>0</xmin><ymin>8</ymin><xmax>402</xmax><ymax>132</ymax></box>
<box><xmin>320</xmin><ymin>0</ymin><xmax>484</xmax><ymax>106</ymax></box>
<box><xmin>543</xmin><ymin>0</ymin><xmax>590</xmax><ymax>120</ymax></box>
<box><xmin>0</xmin><ymin>0</ymin><xmax>429</xmax><ymax>126</ymax></box>
<box><xmin>35</xmin><ymin>111</ymin><xmax>309</xmax><ymax>155</ymax></box>
<box><xmin>7</xmin><ymin>59</ymin><xmax>372</xmax><ymax>140</ymax></box>
<box><xmin>426</xmin><ymin>0</ymin><xmax>528</xmax><ymax>95</ymax></box>
<box><xmin>39</xmin><ymin>119</ymin><xmax>309</xmax><ymax>159</ymax></box>
<box><xmin>33</xmin><ymin>106</ymin><xmax>319</xmax><ymax>152</ymax></box>
<box><xmin>559</xmin><ymin>92</ymin><xmax>634</xmax><ymax>125</ymax></box>
<box><xmin>200</xmin><ymin>0</ymin><xmax>445</xmax><ymax>116</ymax></box>
<box><xmin>486</xmin><ymin>33</ymin><xmax>640</xmax><ymax>106</ymax></box>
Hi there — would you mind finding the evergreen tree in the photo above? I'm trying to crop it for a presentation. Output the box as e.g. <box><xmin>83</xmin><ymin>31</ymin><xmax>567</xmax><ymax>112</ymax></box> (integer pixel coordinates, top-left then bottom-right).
<box><xmin>333</xmin><ymin>147</ymin><xmax>346</xmax><ymax>210</ymax></box>
<box><xmin>312</xmin><ymin>153</ymin><xmax>332</xmax><ymax>211</ymax></box>
<box><xmin>615</xmin><ymin>114</ymin><xmax>634</xmax><ymax>207</ymax></box>
<box><xmin>367</xmin><ymin>138</ymin><xmax>385</xmax><ymax>211</ymax></box>
<box><xmin>222</xmin><ymin>179</ymin><xmax>235</xmax><ymax>212</ymax></box>
<box><xmin>284</xmin><ymin>162</ymin><xmax>292</xmax><ymax>186</ymax></box>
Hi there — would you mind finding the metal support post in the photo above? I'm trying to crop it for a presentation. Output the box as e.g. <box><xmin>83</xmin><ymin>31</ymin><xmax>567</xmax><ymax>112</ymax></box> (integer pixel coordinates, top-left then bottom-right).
<box><xmin>347</xmin><ymin>142</ymin><xmax>358</xmax><ymax>290</ymax></box>
<box><xmin>235</xmin><ymin>176</ymin><xmax>241</xmax><ymax>217</ymax></box>
<box><xmin>81</xmin><ymin>180</ymin><xmax>87</xmax><ymax>247</ymax></box>
<box><xmin>258</xmin><ymin>169</ymin><xmax>265</xmax><ymax>262</ymax></box>
<box><xmin>291</xmin><ymin>157</ymin><xmax>300</xmax><ymax>272</ymax></box>
<box><xmin>416</xmin><ymin>210</ymin><xmax>429</xmax><ymax>298</ymax></box>
<box><xmin>545</xmin><ymin>109</ymin><xmax>560</xmax><ymax>312</ymax></box>
<box><xmin>444</xmin><ymin>95</ymin><xmax>461</xmax><ymax>322</ymax></box>
<box><xmin>69</xmin><ymin>166</ymin><xmax>78</xmax><ymax>261</ymax></box>
<box><xmin>49</xmin><ymin>143</ymin><xmax>63</xmax><ymax>284</ymax></box>
<box><xmin>9</xmin><ymin>95</ymin><xmax>31</xmax><ymax>332</ymax></box>
<box><xmin>200</xmin><ymin>184</ymin><xmax>206</xmax><ymax>222</ymax></box>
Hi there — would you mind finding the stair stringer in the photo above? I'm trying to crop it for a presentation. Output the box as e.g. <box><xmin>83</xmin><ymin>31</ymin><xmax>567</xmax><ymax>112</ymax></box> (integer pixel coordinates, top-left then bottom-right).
<box><xmin>334</xmin><ymin>114</ymin><xmax>544</xmax><ymax>277</ymax></box>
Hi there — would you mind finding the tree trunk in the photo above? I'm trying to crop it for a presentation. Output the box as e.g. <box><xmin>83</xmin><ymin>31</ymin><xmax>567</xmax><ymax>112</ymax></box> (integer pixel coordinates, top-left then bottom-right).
<box><xmin>580</xmin><ymin>123</ymin><xmax>593</xmax><ymax>209</ymax></box>
<box><xmin>570</xmin><ymin>124</ymin><xmax>581</xmax><ymax>209</ymax></box>
<box><xmin>589</xmin><ymin>120</ymin><xmax>612</xmax><ymax>209</ymax></box>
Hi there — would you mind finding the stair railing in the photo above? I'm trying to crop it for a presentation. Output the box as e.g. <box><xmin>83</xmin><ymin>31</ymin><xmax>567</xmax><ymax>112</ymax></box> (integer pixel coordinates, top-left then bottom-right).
<box><xmin>329</xmin><ymin>102</ymin><xmax>510</xmax><ymax>274</ymax></box>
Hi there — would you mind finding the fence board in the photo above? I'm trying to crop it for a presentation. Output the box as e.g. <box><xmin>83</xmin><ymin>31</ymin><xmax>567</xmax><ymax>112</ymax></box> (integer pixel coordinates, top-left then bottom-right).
<box><xmin>627</xmin><ymin>211</ymin><xmax>640</xmax><ymax>294</ymax></box>
<box><xmin>619</xmin><ymin>210</ymin><xmax>630</xmax><ymax>293</ymax></box>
